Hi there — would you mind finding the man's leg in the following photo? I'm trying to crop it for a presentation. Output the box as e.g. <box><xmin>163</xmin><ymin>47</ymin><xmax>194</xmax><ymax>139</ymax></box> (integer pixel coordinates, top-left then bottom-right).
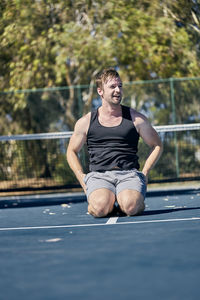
<box><xmin>88</xmin><ymin>188</ymin><xmax>116</xmax><ymax>218</ymax></box>
<box><xmin>117</xmin><ymin>189</ymin><xmax>145</xmax><ymax>216</ymax></box>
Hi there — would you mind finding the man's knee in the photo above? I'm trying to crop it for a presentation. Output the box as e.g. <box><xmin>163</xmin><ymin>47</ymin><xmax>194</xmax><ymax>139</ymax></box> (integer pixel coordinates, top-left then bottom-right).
<box><xmin>117</xmin><ymin>190</ymin><xmax>145</xmax><ymax>216</ymax></box>
<box><xmin>88</xmin><ymin>203</ymin><xmax>110</xmax><ymax>218</ymax></box>
<box><xmin>88</xmin><ymin>190</ymin><xmax>115</xmax><ymax>218</ymax></box>
<box><xmin>125</xmin><ymin>198</ymin><xmax>145</xmax><ymax>216</ymax></box>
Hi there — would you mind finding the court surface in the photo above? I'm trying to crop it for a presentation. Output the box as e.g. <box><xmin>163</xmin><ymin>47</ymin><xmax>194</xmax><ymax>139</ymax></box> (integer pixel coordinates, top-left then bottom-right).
<box><xmin>0</xmin><ymin>187</ymin><xmax>200</xmax><ymax>300</ymax></box>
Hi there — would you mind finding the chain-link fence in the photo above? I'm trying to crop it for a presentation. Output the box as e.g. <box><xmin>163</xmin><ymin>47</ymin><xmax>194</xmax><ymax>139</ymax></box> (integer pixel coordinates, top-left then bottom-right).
<box><xmin>0</xmin><ymin>77</ymin><xmax>200</xmax><ymax>193</ymax></box>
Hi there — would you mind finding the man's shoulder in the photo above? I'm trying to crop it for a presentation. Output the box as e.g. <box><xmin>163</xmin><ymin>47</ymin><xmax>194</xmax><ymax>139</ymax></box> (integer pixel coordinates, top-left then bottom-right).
<box><xmin>129</xmin><ymin>108</ymin><xmax>151</xmax><ymax>134</ymax></box>
<box><xmin>74</xmin><ymin>112</ymin><xmax>91</xmax><ymax>134</ymax></box>
<box><xmin>78</xmin><ymin>112</ymin><xmax>91</xmax><ymax>123</ymax></box>
<box><xmin>129</xmin><ymin>107</ymin><xmax>147</xmax><ymax>122</ymax></box>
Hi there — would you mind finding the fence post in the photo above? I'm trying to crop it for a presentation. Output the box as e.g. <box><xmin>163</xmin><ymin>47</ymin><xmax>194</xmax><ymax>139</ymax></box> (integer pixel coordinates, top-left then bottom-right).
<box><xmin>170</xmin><ymin>78</ymin><xmax>180</xmax><ymax>178</ymax></box>
<box><xmin>77</xmin><ymin>85</ymin><xmax>83</xmax><ymax>118</ymax></box>
<box><xmin>77</xmin><ymin>85</ymin><xmax>87</xmax><ymax>171</ymax></box>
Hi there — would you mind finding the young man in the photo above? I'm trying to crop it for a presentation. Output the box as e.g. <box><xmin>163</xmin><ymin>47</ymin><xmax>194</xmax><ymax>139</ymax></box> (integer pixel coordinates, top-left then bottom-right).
<box><xmin>67</xmin><ymin>68</ymin><xmax>163</xmax><ymax>217</ymax></box>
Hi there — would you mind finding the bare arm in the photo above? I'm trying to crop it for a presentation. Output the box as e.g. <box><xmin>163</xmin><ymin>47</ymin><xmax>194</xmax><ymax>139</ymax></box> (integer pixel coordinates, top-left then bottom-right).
<box><xmin>133</xmin><ymin>111</ymin><xmax>163</xmax><ymax>181</ymax></box>
<box><xmin>66</xmin><ymin>114</ymin><xmax>90</xmax><ymax>193</ymax></box>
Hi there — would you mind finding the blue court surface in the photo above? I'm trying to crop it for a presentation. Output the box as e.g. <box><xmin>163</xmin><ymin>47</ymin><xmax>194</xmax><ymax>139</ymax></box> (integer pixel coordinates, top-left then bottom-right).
<box><xmin>0</xmin><ymin>187</ymin><xmax>200</xmax><ymax>300</ymax></box>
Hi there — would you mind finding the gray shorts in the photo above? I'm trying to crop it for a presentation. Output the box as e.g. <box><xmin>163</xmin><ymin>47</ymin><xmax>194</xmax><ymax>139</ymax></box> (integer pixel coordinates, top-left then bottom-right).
<box><xmin>84</xmin><ymin>169</ymin><xmax>146</xmax><ymax>199</ymax></box>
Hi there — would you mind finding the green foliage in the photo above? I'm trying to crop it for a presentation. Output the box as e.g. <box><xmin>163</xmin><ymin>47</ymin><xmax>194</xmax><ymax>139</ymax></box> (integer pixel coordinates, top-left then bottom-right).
<box><xmin>1</xmin><ymin>0</ymin><xmax>199</xmax><ymax>131</ymax></box>
<box><xmin>0</xmin><ymin>0</ymin><xmax>200</xmax><ymax>190</ymax></box>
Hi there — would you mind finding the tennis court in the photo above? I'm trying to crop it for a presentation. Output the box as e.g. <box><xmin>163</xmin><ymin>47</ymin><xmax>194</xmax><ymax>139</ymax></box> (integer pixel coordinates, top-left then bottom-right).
<box><xmin>0</xmin><ymin>124</ymin><xmax>200</xmax><ymax>299</ymax></box>
<box><xmin>0</xmin><ymin>186</ymin><xmax>200</xmax><ymax>300</ymax></box>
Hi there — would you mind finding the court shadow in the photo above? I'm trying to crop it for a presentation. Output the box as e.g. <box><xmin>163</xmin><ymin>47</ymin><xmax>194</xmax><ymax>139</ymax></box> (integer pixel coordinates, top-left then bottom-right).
<box><xmin>107</xmin><ymin>205</ymin><xmax>200</xmax><ymax>218</ymax></box>
<box><xmin>142</xmin><ymin>206</ymin><xmax>200</xmax><ymax>216</ymax></box>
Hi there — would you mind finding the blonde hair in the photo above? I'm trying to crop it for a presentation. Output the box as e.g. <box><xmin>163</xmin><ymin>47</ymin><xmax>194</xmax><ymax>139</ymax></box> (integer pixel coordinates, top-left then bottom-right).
<box><xmin>96</xmin><ymin>68</ymin><xmax>120</xmax><ymax>90</ymax></box>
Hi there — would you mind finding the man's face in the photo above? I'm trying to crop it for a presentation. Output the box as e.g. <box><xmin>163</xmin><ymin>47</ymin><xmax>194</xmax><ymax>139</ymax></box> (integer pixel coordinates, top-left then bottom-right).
<box><xmin>97</xmin><ymin>76</ymin><xmax>123</xmax><ymax>105</ymax></box>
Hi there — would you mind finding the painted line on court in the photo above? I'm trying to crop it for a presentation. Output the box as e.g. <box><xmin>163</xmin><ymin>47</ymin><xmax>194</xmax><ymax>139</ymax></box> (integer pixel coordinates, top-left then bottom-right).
<box><xmin>0</xmin><ymin>216</ymin><xmax>200</xmax><ymax>232</ymax></box>
<box><xmin>106</xmin><ymin>217</ymin><xmax>119</xmax><ymax>224</ymax></box>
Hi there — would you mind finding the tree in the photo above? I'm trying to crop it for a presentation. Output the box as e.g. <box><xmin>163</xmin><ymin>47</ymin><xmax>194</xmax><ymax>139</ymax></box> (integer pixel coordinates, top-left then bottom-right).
<box><xmin>1</xmin><ymin>0</ymin><xmax>200</xmax><ymax>189</ymax></box>
<box><xmin>1</xmin><ymin>0</ymin><xmax>200</xmax><ymax>132</ymax></box>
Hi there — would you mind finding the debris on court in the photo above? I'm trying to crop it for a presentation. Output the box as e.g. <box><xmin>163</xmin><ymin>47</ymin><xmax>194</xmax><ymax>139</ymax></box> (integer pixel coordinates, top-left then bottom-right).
<box><xmin>39</xmin><ymin>238</ymin><xmax>63</xmax><ymax>243</ymax></box>
<box><xmin>61</xmin><ymin>203</ymin><xmax>71</xmax><ymax>208</ymax></box>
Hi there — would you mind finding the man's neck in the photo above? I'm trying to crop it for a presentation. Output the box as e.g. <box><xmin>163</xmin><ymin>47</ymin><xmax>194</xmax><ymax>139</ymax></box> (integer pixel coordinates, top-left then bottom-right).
<box><xmin>99</xmin><ymin>103</ymin><xmax>122</xmax><ymax>117</ymax></box>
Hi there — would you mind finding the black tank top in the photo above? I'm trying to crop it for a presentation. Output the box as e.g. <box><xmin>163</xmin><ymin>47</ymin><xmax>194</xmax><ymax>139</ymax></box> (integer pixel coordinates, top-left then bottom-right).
<box><xmin>87</xmin><ymin>105</ymin><xmax>140</xmax><ymax>172</ymax></box>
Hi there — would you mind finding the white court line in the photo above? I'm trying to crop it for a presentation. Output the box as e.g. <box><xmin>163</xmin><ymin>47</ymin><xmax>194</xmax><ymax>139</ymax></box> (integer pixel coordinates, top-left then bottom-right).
<box><xmin>0</xmin><ymin>217</ymin><xmax>200</xmax><ymax>232</ymax></box>
<box><xmin>106</xmin><ymin>217</ymin><xmax>119</xmax><ymax>224</ymax></box>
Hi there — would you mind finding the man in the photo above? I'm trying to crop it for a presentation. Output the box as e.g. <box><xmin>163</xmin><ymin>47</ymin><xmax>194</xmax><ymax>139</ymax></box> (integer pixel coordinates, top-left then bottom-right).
<box><xmin>67</xmin><ymin>68</ymin><xmax>163</xmax><ymax>217</ymax></box>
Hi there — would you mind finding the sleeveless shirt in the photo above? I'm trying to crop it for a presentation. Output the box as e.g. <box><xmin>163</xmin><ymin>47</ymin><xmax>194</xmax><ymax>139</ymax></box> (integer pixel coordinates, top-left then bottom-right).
<box><xmin>86</xmin><ymin>105</ymin><xmax>140</xmax><ymax>172</ymax></box>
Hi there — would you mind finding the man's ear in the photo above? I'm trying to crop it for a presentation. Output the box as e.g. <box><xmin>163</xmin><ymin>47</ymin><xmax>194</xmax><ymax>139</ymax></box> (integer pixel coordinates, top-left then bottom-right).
<box><xmin>97</xmin><ymin>87</ymin><xmax>103</xmax><ymax>97</ymax></box>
